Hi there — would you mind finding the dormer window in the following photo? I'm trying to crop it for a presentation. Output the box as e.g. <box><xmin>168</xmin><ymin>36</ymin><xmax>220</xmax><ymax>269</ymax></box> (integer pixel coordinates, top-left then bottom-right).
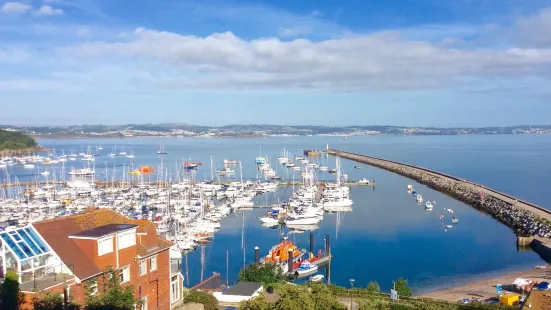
<box><xmin>98</xmin><ymin>237</ymin><xmax>113</xmax><ymax>256</ymax></box>
<box><xmin>118</xmin><ymin>230</ymin><xmax>136</xmax><ymax>250</ymax></box>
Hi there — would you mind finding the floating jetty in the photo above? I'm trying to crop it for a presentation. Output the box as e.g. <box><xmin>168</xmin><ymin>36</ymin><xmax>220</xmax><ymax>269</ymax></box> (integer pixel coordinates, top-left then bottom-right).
<box><xmin>325</xmin><ymin>149</ymin><xmax>551</xmax><ymax>241</ymax></box>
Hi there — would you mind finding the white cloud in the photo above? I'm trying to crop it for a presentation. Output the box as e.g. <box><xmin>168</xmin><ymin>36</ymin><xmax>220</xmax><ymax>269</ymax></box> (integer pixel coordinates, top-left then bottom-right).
<box><xmin>311</xmin><ymin>10</ymin><xmax>322</xmax><ymax>17</ymax></box>
<box><xmin>63</xmin><ymin>27</ymin><xmax>551</xmax><ymax>91</ymax></box>
<box><xmin>0</xmin><ymin>49</ymin><xmax>30</xmax><ymax>63</ymax></box>
<box><xmin>278</xmin><ymin>26</ymin><xmax>312</xmax><ymax>37</ymax></box>
<box><xmin>35</xmin><ymin>5</ymin><xmax>63</xmax><ymax>16</ymax></box>
<box><xmin>76</xmin><ymin>28</ymin><xmax>91</xmax><ymax>38</ymax></box>
<box><xmin>0</xmin><ymin>2</ymin><xmax>31</xmax><ymax>14</ymax></box>
<box><xmin>516</xmin><ymin>7</ymin><xmax>551</xmax><ymax>47</ymax></box>
<box><xmin>0</xmin><ymin>79</ymin><xmax>68</xmax><ymax>91</ymax></box>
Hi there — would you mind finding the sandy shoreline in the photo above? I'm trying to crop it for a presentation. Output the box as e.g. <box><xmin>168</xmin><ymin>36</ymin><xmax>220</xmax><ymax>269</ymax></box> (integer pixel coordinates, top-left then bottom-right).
<box><xmin>421</xmin><ymin>266</ymin><xmax>551</xmax><ymax>302</ymax></box>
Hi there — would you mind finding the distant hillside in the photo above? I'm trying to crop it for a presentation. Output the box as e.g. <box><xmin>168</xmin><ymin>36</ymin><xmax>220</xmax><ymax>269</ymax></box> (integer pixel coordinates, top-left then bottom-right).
<box><xmin>0</xmin><ymin>129</ymin><xmax>38</xmax><ymax>151</ymax></box>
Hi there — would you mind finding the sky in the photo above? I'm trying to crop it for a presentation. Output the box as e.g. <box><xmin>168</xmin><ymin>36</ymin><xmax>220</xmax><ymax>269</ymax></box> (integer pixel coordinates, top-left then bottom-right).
<box><xmin>0</xmin><ymin>0</ymin><xmax>551</xmax><ymax>127</ymax></box>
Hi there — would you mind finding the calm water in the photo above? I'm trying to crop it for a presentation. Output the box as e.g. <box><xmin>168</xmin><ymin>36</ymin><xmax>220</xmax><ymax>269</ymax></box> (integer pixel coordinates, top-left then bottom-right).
<box><xmin>3</xmin><ymin>135</ymin><xmax>551</xmax><ymax>294</ymax></box>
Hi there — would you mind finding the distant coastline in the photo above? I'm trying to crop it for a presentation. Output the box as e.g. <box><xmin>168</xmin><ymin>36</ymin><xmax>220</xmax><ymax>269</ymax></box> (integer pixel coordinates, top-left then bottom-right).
<box><xmin>2</xmin><ymin>123</ymin><xmax>551</xmax><ymax>139</ymax></box>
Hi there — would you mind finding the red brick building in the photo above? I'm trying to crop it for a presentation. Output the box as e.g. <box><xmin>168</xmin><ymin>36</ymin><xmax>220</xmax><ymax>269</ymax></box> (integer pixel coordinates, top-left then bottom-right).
<box><xmin>0</xmin><ymin>209</ymin><xmax>184</xmax><ymax>309</ymax></box>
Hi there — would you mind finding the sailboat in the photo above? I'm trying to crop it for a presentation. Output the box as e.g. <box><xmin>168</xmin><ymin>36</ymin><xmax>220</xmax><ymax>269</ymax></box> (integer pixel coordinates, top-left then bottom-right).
<box><xmin>126</xmin><ymin>149</ymin><xmax>135</xmax><ymax>159</ymax></box>
<box><xmin>157</xmin><ymin>145</ymin><xmax>167</xmax><ymax>155</ymax></box>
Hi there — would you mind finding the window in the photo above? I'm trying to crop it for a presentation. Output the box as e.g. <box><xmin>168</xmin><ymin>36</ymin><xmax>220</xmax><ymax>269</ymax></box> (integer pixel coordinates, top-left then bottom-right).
<box><xmin>89</xmin><ymin>282</ymin><xmax>98</xmax><ymax>296</ymax></box>
<box><xmin>139</xmin><ymin>260</ymin><xmax>147</xmax><ymax>276</ymax></box>
<box><xmin>149</xmin><ymin>255</ymin><xmax>157</xmax><ymax>271</ymax></box>
<box><xmin>120</xmin><ymin>266</ymin><xmax>130</xmax><ymax>284</ymax></box>
<box><xmin>170</xmin><ymin>275</ymin><xmax>180</xmax><ymax>303</ymax></box>
<box><xmin>118</xmin><ymin>231</ymin><xmax>136</xmax><ymax>250</ymax></box>
<box><xmin>140</xmin><ymin>296</ymin><xmax>148</xmax><ymax>310</ymax></box>
<box><xmin>98</xmin><ymin>237</ymin><xmax>113</xmax><ymax>256</ymax></box>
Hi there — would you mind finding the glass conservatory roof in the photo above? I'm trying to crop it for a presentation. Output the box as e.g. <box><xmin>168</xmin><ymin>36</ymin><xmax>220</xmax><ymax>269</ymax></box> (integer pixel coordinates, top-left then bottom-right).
<box><xmin>0</xmin><ymin>227</ymin><xmax>50</xmax><ymax>260</ymax></box>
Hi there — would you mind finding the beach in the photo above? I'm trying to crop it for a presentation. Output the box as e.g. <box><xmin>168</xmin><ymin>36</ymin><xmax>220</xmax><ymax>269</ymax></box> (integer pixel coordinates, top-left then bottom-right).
<box><xmin>421</xmin><ymin>266</ymin><xmax>551</xmax><ymax>302</ymax></box>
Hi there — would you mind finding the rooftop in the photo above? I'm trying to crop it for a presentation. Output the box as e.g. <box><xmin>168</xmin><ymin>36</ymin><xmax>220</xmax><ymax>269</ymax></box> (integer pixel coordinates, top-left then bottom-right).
<box><xmin>70</xmin><ymin>223</ymin><xmax>137</xmax><ymax>238</ymax></box>
<box><xmin>223</xmin><ymin>282</ymin><xmax>263</xmax><ymax>297</ymax></box>
<box><xmin>190</xmin><ymin>273</ymin><xmax>226</xmax><ymax>292</ymax></box>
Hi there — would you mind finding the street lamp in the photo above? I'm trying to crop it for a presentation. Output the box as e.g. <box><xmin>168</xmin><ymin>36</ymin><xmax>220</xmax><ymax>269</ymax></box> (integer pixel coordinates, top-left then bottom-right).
<box><xmin>349</xmin><ymin>279</ymin><xmax>355</xmax><ymax>310</ymax></box>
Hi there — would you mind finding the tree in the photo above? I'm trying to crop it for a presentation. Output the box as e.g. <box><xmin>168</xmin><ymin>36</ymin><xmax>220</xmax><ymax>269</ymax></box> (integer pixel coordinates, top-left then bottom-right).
<box><xmin>238</xmin><ymin>263</ymin><xmax>285</xmax><ymax>285</ymax></box>
<box><xmin>366</xmin><ymin>281</ymin><xmax>381</xmax><ymax>294</ymax></box>
<box><xmin>32</xmin><ymin>292</ymin><xmax>80</xmax><ymax>310</ymax></box>
<box><xmin>309</xmin><ymin>283</ymin><xmax>347</xmax><ymax>310</ymax></box>
<box><xmin>239</xmin><ymin>295</ymin><xmax>272</xmax><ymax>310</ymax></box>
<box><xmin>184</xmin><ymin>291</ymin><xmax>219</xmax><ymax>310</ymax></box>
<box><xmin>393</xmin><ymin>278</ymin><xmax>412</xmax><ymax>297</ymax></box>
<box><xmin>85</xmin><ymin>268</ymin><xmax>139</xmax><ymax>310</ymax></box>
<box><xmin>272</xmin><ymin>285</ymin><xmax>316</xmax><ymax>310</ymax></box>
<box><xmin>0</xmin><ymin>270</ymin><xmax>24</xmax><ymax>310</ymax></box>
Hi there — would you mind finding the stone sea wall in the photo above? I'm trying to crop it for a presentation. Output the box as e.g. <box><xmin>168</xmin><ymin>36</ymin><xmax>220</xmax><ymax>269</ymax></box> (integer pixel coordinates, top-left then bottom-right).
<box><xmin>327</xmin><ymin>149</ymin><xmax>551</xmax><ymax>238</ymax></box>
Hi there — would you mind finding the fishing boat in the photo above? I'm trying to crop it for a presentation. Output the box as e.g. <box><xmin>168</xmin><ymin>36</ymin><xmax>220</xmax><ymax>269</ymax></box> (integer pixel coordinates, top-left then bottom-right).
<box><xmin>295</xmin><ymin>261</ymin><xmax>318</xmax><ymax>276</ymax></box>
<box><xmin>262</xmin><ymin>238</ymin><xmax>306</xmax><ymax>265</ymax></box>
<box><xmin>255</xmin><ymin>156</ymin><xmax>266</xmax><ymax>165</ymax></box>
<box><xmin>311</xmin><ymin>274</ymin><xmax>325</xmax><ymax>282</ymax></box>
<box><xmin>425</xmin><ymin>201</ymin><xmax>433</xmax><ymax>210</ymax></box>
<box><xmin>184</xmin><ymin>161</ymin><xmax>202</xmax><ymax>170</ymax></box>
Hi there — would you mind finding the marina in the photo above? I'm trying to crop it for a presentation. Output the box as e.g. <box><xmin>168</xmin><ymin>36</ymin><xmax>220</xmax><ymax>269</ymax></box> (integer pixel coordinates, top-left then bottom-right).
<box><xmin>1</xmin><ymin>135</ymin><xmax>550</xmax><ymax>293</ymax></box>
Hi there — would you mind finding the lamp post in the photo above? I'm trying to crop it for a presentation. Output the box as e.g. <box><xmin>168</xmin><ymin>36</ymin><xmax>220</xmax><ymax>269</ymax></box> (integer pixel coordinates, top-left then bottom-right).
<box><xmin>349</xmin><ymin>279</ymin><xmax>355</xmax><ymax>310</ymax></box>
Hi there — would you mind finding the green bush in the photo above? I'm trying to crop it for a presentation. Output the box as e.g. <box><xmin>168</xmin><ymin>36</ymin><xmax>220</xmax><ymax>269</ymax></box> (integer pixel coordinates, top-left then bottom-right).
<box><xmin>238</xmin><ymin>263</ymin><xmax>285</xmax><ymax>285</ymax></box>
<box><xmin>184</xmin><ymin>291</ymin><xmax>219</xmax><ymax>310</ymax></box>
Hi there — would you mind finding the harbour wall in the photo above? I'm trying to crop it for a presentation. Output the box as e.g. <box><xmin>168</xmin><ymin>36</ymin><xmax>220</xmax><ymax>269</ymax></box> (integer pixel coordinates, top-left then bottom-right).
<box><xmin>325</xmin><ymin>149</ymin><xmax>551</xmax><ymax>239</ymax></box>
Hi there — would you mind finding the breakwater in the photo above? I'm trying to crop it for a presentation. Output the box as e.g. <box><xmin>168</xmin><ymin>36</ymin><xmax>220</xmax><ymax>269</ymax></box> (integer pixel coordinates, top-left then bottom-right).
<box><xmin>326</xmin><ymin>149</ymin><xmax>551</xmax><ymax>238</ymax></box>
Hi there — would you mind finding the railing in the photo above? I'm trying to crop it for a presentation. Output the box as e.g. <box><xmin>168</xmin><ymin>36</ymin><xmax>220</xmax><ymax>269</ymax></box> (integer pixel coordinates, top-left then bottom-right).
<box><xmin>20</xmin><ymin>262</ymin><xmax>74</xmax><ymax>291</ymax></box>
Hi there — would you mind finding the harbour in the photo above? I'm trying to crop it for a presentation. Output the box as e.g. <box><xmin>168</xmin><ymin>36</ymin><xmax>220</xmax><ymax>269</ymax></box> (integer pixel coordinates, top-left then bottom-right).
<box><xmin>1</xmin><ymin>135</ymin><xmax>551</xmax><ymax>295</ymax></box>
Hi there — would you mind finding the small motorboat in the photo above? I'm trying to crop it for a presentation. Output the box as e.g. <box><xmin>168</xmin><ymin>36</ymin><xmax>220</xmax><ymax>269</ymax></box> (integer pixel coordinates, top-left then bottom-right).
<box><xmin>354</xmin><ymin>165</ymin><xmax>360</xmax><ymax>169</ymax></box>
<box><xmin>452</xmin><ymin>216</ymin><xmax>459</xmax><ymax>224</ymax></box>
<box><xmin>534</xmin><ymin>265</ymin><xmax>547</xmax><ymax>269</ymax></box>
<box><xmin>328</xmin><ymin>169</ymin><xmax>337</xmax><ymax>174</ymax></box>
<box><xmin>310</xmin><ymin>274</ymin><xmax>325</xmax><ymax>282</ymax></box>
<box><xmin>260</xmin><ymin>217</ymin><xmax>279</xmax><ymax>225</ymax></box>
<box><xmin>433</xmin><ymin>201</ymin><xmax>437</xmax><ymax>205</ymax></box>
<box><xmin>357</xmin><ymin>178</ymin><xmax>370</xmax><ymax>185</ymax></box>
<box><xmin>445</xmin><ymin>225</ymin><xmax>453</xmax><ymax>229</ymax></box>
<box><xmin>448</xmin><ymin>209</ymin><xmax>454</xmax><ymax>214</ymax></box>
<box><xmin>295</xmin><ymin>261</ymin><xmax>318</xmax><ymax>276</ymax></box>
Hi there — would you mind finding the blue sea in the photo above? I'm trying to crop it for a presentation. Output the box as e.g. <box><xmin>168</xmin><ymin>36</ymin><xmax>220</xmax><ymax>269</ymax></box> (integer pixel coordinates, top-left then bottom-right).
<box><xmin>2</xmin><ymin>135</ymin><xmax>551</xmax><ymax>294</ymax></box>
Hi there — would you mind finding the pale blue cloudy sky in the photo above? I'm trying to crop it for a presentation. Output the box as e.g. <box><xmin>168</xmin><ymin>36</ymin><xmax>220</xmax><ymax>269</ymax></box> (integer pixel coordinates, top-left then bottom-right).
<box><xmin>0</xmin><ymin>0</ymin><xmax>550</xmax><ymax>126</ymax></box>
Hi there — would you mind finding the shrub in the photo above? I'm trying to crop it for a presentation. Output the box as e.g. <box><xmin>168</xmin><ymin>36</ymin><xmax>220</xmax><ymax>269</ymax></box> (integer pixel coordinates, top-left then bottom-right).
<box><xmin>184</xmin><ymin>291</ymin><xmax>219</xmax><ymax>310</ymax></box>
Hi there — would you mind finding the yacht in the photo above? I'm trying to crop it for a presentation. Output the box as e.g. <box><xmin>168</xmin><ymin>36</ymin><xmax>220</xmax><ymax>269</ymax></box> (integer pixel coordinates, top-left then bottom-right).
<box><xmin>69</xmin><ymin>168</ymin><xmax>95</xmax><ymax>176</ymax></box>
<box><xmin>425</xmin><ymin>201</ymin><xmax>433</xmax><ymax>210</ymax></box>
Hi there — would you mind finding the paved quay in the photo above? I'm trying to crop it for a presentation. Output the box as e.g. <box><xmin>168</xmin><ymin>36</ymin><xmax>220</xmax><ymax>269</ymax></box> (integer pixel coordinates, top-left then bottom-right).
<box><xmin>325</xmin><ymin>149</ymin><xmax>551</xmax><ymax>238</ymax></box>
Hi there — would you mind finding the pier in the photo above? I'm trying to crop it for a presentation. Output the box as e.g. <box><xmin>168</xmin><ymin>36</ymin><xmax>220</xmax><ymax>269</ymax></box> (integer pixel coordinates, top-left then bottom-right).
<box><xmin>325</xmin><ymin>149</ymin><xmax>551</xmax><ymax>243</ymax></box>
